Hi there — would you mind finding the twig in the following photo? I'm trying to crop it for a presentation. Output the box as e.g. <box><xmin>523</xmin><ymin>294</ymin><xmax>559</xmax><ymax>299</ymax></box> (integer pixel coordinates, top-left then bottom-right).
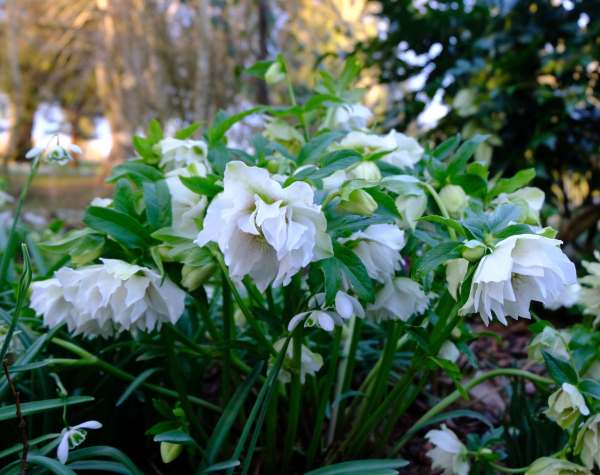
<box><xmin>3</xmin><ymin>360</ymin><xmax>28</xmax><ymax>475</ymax></box>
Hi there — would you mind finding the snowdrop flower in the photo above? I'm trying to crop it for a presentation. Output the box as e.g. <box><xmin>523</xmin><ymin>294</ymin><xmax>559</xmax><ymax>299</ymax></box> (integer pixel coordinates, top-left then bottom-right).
<box><xmin>331</xmin><ymin>103</ymin><xmax>373</xmax><ymax>130</ymax></box>
<box><xmin>545</xmin><ymin>283</ymin><xmax>581</xmax><ymax>310</ymax></box>
<box><xmin>425</xmin><ymin>425</ymin><xmax>470</xmax><ymax>475</ymax></box>
<box><xmin>526</xmin><ymin>457</ymin><xmax>591</xmax><ymax>475</ymax></box>
<box><xmin>381</xmin><ymin>130</ymin><xmax>424</xmax><ymax>169</ymax></box>
<box><xmin>527</xmin><ymin>326</ymin><xmax>571</xmax><ymax>363</ymax></box>
<box><xmin>495</xmin><ymin>187</ymin><xmax>545</xmax><ymax>224</ymax></box>
<box><xmin>438</xmin><ymin>341</ymin><xmax>460</xmax><ymax>363</ymax></box>
<box><xmin>445</xmin><ymin>258</ymin><xmax>469</xmax><ymax>300</ymax></box>
<box><xmin>339</xmin><ymin>224</ymin><xmax>405</xmax><ymax>283</ymax></box>
<box><xmin>166</xmin><ymin>167</ymin><xmax>208</xmax><ymax>238</ymax></box>
<box><xmin>288</xmin><ymin>291</ymin><xmax>364</xmax><ymax>332</ymax></box>
<box><xmin>580</xmin><ymin>251</ymin><xmax>600</xmax><ymax>320</ymax></box>
<box><xmin>368</xmin><ymin>277</ymin><xmax>430</xmax><ymax>322</ymax></box>
<box><xmin>0</xmin><ymin>190</ymin><xmax>14</xmax><ymax>208</ymax></box>
<box><xmin>272</xmin><ymin>338</ymin><xmax>323</xmax><ymax>384</ymax></box>
<box><xmin>575</xmin><ymin>414</ymin><xmax>600</xmax><ymax>470</ymax></box>
<box><xmin>57</xmin><ymin>420</ymin><xmax>102</xmax><ymax>464</ymax></box>
<box><xmin>26</xmin><ymin>141</ymin><xmax>82</xmax><ymax>166</ymax></box>
<box><xmin>460</xmin><ymin>234</ymin><xmax>576</xmax><ymax>325</ymax></box>
<box><xmin>196</xmin><ymin>161</ymin><xmax>332</xmax><ymax>291</ymax></box>
<box><xmin>30</xmin><ymin>259</ymin><xmax>186</xmax><ymax>338</ymax></box>
<box><xmin>545</xmin><ymin>382</ymin><xmax>589</xmax><ymax>429</ymax></box>
<box><xmin>158</xmin><ymin>137</ymin><xmax>209</xmax><ymax>173</ymax></box>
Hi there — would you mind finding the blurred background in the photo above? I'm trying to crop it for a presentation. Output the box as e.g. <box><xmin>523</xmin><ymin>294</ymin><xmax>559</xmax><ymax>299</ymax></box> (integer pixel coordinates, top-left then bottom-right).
<box><xmin>0</xmin><ymin>0</ymin><xmax>598</xmax><ymax>252</ymax></box>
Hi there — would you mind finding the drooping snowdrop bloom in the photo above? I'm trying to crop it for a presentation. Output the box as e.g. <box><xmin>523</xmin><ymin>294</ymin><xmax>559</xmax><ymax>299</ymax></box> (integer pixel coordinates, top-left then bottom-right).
<box><xmin>460</xmin><ymin>234</ymin><xmax>576</xmax><ymax>325</ymax></box>
<box><xmin>195</xmin><ymin>161</ymin><xmax>332</xmax><ymax>291</ymax></box>
<box><xmin>57</xmin><ymin>420</ymin><xmax>102</xmax><ymax>464</ymax></box>
<box><xmin>331</xmin><ymin>103</ymin><xmax>373</xmax><ymax>130</ymax></box>
<box><xmin>288</xmin><ymin>291</ymin><xmax>364</xmax><ymax>332</ymax></box>
<box><xmin>526</xmin><ymin>457</ymin><xmax>591</xmax><ymax>475</ymax></box>
<box><xmin>272</xmin><ymin>338</ymin><xmax>324</xmax><ymax>384</ymax></box>
<box><xmin>575</xmin><ymin>414</ymin><xmax>600</xmax><ymax>470</ymax></box>
<box><xmin>368</xmin><ymin>277</ymin><xmax>430</xmax><ymax>322</ymax></box>
<box><xmin>425</xmin><ymin>425</ymin><xmax>470</xmax><ymax>475</ymax></box>
<box><xmin>30</xmin><ymin>259</ymin><xmax>186</xmax><ymax>338</ymax></box>
<box><xmin>166</xmin><ymin>167</ymin><xmax>208</xmax><ymax>238</ymax></box>
<box><xmin>527</xmin><ymin>326</ymin><xmax>571</xmax><ymax>363</ymax></box>
<box><xmin>26</xmin><ymin>141</ymin><xmax>82</xmax><ymax>166</ymax></box>
<box><xmin>545</xmin><ymin>382</ymin><xmax>590</xmax><ymax>429</ymax></box>
<box><xmin>580</xmin><ymin>251</ymin><xmax>600</xmax><ymax>320</ymax></box>
<box><xmin>339</xmin><ymin>224</ymin><xmax>405</xmax><ymax>283</ymax></box>
<box><xmin>158</xmin><ymin>137</ymin><xmax>210</xmax><ymax>173</ymax></box>
<box><xmin>380</xmin><ymin>130</ymin><xmax>424</xmax><ymax>169</ymax></box>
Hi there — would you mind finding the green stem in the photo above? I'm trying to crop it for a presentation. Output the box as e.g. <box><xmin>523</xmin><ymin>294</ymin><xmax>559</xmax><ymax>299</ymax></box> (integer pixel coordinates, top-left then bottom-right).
<box><xmin>222</xmin><ymin>275</ymin><xmax>233</xmax><ymax>400</ymax></box>
<box><xmin>422</xmin><ymin>182</ymin><xmax>456</xmax><ymax>240</ymax></box>
<box><xmin>390</xmin><ymin>368</ymin><xmax>552</xmax><ymax>454</ymax></box>
<box><xmin>283</xmin><ymin>328</ymin><xmax>303</xmax><ymax>467</ymax></box>
<box><xmin>0</xmin><ymin>157</ymin><xmax>40</xmax><ymax>286</ymax></box>
<box><xmin>489</xmin><ymin>462</ymin><xmax>529</xmax><ymax>473</ymax></box>
<box><xmin>208</xmin><ymin>247</ymin><xmax>275</xmax><ymax>356</ymax></box>
<box><xmin>49</xmin><ymin>337</ymin><xmax>221</xmax><ymax>412</ymax></box>
<box><xmin>307</xmin><ymin>327</ymin><xmax>342</xmax><ymax>467</ymax></box>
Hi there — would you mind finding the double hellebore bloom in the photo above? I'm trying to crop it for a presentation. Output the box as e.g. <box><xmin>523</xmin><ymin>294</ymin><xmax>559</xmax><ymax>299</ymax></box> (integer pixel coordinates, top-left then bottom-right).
<box><xmin>196</xmin><ymin>161</ymin><xmax>332</xmax><ymax>291</ymax></box>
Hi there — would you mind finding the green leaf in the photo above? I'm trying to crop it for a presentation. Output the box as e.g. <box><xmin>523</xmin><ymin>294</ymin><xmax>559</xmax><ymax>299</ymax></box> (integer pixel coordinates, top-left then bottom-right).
<box><xmin>206</xmin><ymin>107</ymin><xmax>266</xmax><ymax>146</ymax></box>
<box><xmin>25</xmin><ymin>455</ymin><xmax>77</xmax><ymax>475</ymax></box>
<box><xmin>488</xmin><ymin>168</ymin><xmax>536</xmax><ymax>199</ymax></box>
<box><xmin>180</xmin><ymin>176</ymin><xmax>223</xmax><ymax>198</ymax></box>
<box><xmin>66</xmin><ymin>461</ymin><xmax>131</xmax><ymax>474</ymax></box>
<box><xmin>0</xmin><ymin>433</ymin><xmax>60</xmax><ymax>459</ymax></box>
<box><xmin>113</xmin><ymin>179</ymin><xmax>138</xmax><ymax>217</ymax></box>
<box><xmin>297</xmin><ymin>131</ymin><xmax>346</xmax><ymax>165</ymax></box>
<box><xmin>154</xmin><ymin>430</ymin><xmax>195</xmax><ymax>445</ymax></box>
<box><xmin>494</xmin><ymin>224</ymin><xmax>535</xmax><ymax>239</ymax></box>
<box><xmin>143</xmin><ymin>180</ymin><xmax>172</xmax><ymax>231</ymax></box>
<box><xmin>203</xmin><ymin>363</ymin><xmax>263</xmax><ymax>465</ymax></box>
<box><xmin>132</xmin><ymin>136</ymin><xmax>157</xmax><ymax>163</ymax></box>
<box><xmin>319</xmin><ymin>258</ymin><xmax>343</xmax><ymax>306</ymax></box>
<box><xmin>108</xmin><ymin>160</ymin><xmax>164</xmax><ymax>184</ymax></box>
<box><xmin>579</xmin><ymin>379</ymin><xmax>600</xmax><ymax>400</ymax></box>
<box><xmin>68</xmin><ymin>446</ymin><xmax>144</xmax><ymax>475</ymax></box>
<box><xmin>175</xmin><ymin>122</ymin><xmax>201</xmax><ymax>140</ymax></box>
<box><xmin>244</xmin><ymin>59</ymin><xmax>275</xmax><ymax>79</ymax></box>
<box><xmin>451</xmin><ymin>174</ymin><xmax>487</xmax><ymax>198</ymax></box>
<box><xmin>200</xmin><ymin>460</ymin><xmax>240</xmax><ymax>473</ymax></box>
<box><xmin>304</xmin><ymin>459</ymin><xmax>408</xmax><ymax>475</ymax></box>
<box><xmin>333</xmin><ymin>242</ymin><xmax>374</xmax><ymax>302</ymax></box>
<box><xmin>0</xmin><ymin>396</ymin><xmax>94</xmax><ymax>421</ymax></box>
<box><xmin>293</xmin><ymin>150</ymin><xmax>362</xmax><ymax>182</ymax></box>
<box><xmin>116</xmin><ymin>368</ymin><xmax>161</xmax><ymax>407</ymax></box>
<box><xmin>415</xmin><ymin>241</ymin><xmax>462</xmax><ymax>276</ymax></box>
<box><xmin>84</xmin><ymin>207</ymin><xmax>152</xmax><ymax>249</ymax></box>
<box><xmin>39</xmin><ymin>228</ymin><xmax>105</xmax><ymax>267</ymax></box>
<box><xmin>419</xmin><ymin>215</ymin><xmax>466</xmax><ymax>237</ymax></box>
<box><xmin>431</xmin><ymin>135</ymin><xmax>460</xmax><ymax>160</ymax></box>
<box><xmin>147</xmin><ymin>119</ymin><xmax>163</xmax><ymax>142</ymax></box>
<box><xmin>542</xmin><ymin>351</ymin><xmax>578</xmax><ymax>385</ymax></box>
<box><xmin>446</xmin><ymin>134</ymin><xmax>488</xmax><ymax>177</ymax></box>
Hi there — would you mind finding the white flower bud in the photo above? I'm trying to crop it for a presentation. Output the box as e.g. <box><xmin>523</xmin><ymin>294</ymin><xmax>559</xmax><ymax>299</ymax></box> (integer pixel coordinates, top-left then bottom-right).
<box><xmin>347</xmin><ymin>161</ymin><xmax>382</xmax><ymax>182</ymax></box>
<box><xmin>525</xmin><ymin>457</ymin><xmax>591</xmax><ymax>475</ymax></box>
<box><xmin>395</xmin><ymin>193</ymin><xmax>428</xmax><ymax>230</ymax></box>
<box><xmin>160</xmin><ymin>442</ymin><xmax>183</xmax><ymax>464</ymax></box>
<box><xmin>545</xmin><ymin>382</ymin><xmax>589</xmax><ymax>429</ymax></box>
<box><xmin>575</xmin><ymin>414</ymin><xmax>600</xmax><ymax>470</ymax></box>
<box><xmin>439</xmin><ymin>185</ymin><xmax>468</xmax><ymax>215</ymax></box>
<box><xmin>445</xmin><ymin>258</ymin><xmax>469</xmax><ymax>301</ymax></box>
<box><xmin>338</xmin><ymin>189</ymin><xmax>378</xmax><ymax>216</ymax></box>
<box><xmin>265</xmin><ymin>61</ymin><xmax>286</xmax><ymax>85</ymax></box>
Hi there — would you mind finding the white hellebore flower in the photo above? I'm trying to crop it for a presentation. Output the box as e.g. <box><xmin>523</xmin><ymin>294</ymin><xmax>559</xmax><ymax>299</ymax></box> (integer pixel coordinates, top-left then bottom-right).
<box><xmin>580</xmin><ymin>251</ymin><xmax>600</xmax><ymax>320</ymax></box>
<box><xmin>445</xmin><ymin>258</ymin><xmax>469</xmax><ymax>301</ymax></box>
<box><xmin>166</xmin><ymin>166</ymin><xmax>208</xmax><ymax>238</ymax></box>
<box><xmin>576</xmin><ymin>414</ymin><xmax>600</xmax><ymax>470</ymax></box>
<box><xmin>544</xmin><ymin>283</ymin><xmax>581</xmax><ymax>310</ymax></box>
<box><xmin>460</xmin><ymin>234</ymin><xmax>576</xmax><ymax>325</ymax></box>
<box><xmin>425</xmin><ymin>425</ymin><xmax>470</xmax><ymax>475</ymax></box>
<box><xmin>57</xmin><ymin>420</ymin><xmax>102</xmax><ymax>464</ymax></box>
<box><xmin>495</xmin><ymin>187</ymin><xmax>545</xmax><ymax>225</ymax></box>
<box><xmin>526</xmin><ymin>457</ymin><xmax>591</xmax><ymax>475</ymax></box>
<box><xmin>272</xmin><ymin>338</ymin><xmax>323</xmax><ymax>384</ymax></box>
<box><xmin>527</xmin><ymin>326</ymin><xmax>571</xmax><ymax>363</ymax></box>
<box><xmin>331</xmin><ymin>103</ymin><xmax>373</xmax><ymax>130</ymax></box>
<box><xmin>545</xmin><ymin>382</ymin><xmax>590</xmax><ymax>429</ymax></box>
<box><xmin>196</xmin><ymin>161</ymin><xmax>332</xmax><ymax>291</ymax></box>
<box><xmin>381</xmin><ymin>130</ymin><xmax>424</xmax><ymax>169</ymax></box>
<box><xmin>30</xmin><ymin>259</ymin><xmax>186</xmax><ymax>338</ymax></box>
<box><xmin>158</xmin><ymin>137</ymin><xmax>209</xmax><ymax>173</ymax></box>
<box><xmin>339</xmin><ymin>224</ymin><xmax>405</xmax><ymax>283</ymax></box>
<box><xmin>368</xmin><ymin>277</ymin><xmax>430</xmax><ymax>322</ymax></box>
<box><xmin>288</xmin><ymin>291</ymin><xmax>364</xmax><ymax>332</ymax></box>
